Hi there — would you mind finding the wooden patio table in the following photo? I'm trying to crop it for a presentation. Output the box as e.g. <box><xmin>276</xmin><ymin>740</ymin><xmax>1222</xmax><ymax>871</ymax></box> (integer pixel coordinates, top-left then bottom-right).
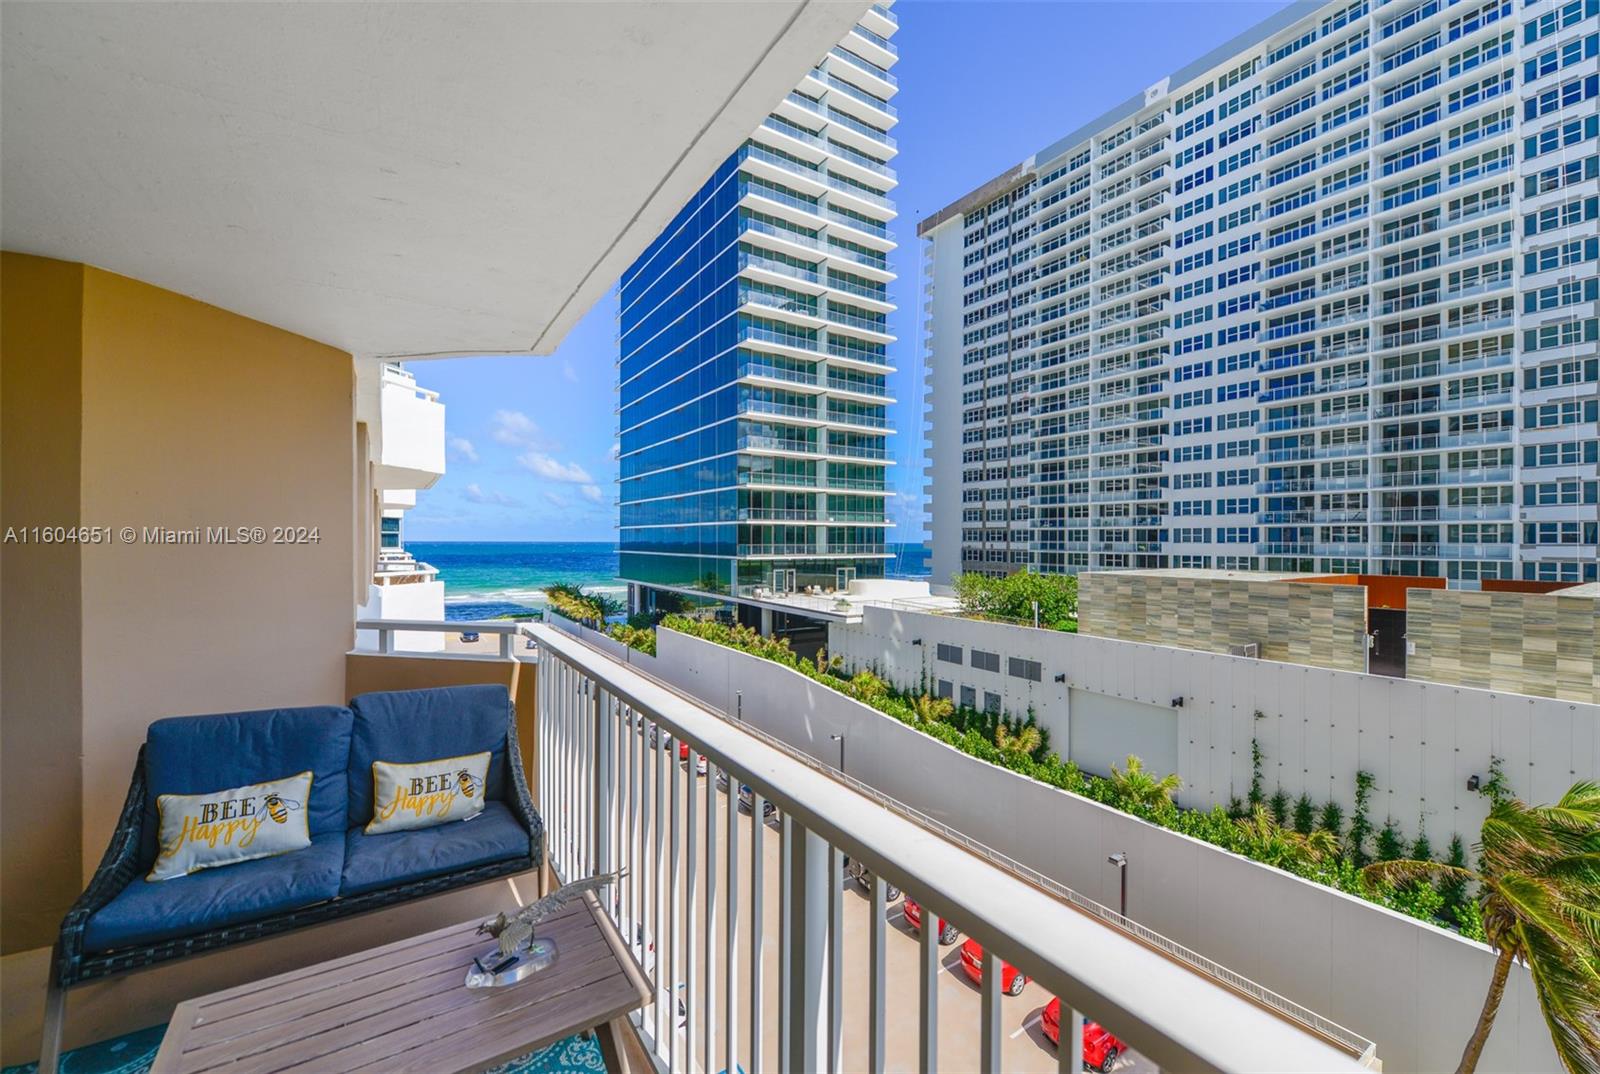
<box><xmin>152</xmin><ymin>895</ymin><xmax>650</xmax><ymax>1074</ymax></box>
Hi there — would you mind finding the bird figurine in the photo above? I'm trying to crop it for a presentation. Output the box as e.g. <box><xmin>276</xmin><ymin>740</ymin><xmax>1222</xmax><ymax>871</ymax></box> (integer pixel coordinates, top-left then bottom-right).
<box><xmin>476</xmin><ymin>870</ymin><xmax>622</xmax><ymax>960</ymax></box>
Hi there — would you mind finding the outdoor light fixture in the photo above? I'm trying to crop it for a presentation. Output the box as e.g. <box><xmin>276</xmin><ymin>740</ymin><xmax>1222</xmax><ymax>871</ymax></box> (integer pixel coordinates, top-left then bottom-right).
<box><xmin>1107</xmin><ymin>852</ymin><xmax>1128</xmax><ymax>917</ymax></box>
<box><xmin>1171</xmin><ymin>696</ymin><xmax>1185</xmax><ymax>708</ymax></box>
<box><xmin>1467</xmin><ymin>774</ymin><xmax>1481</xmax><ymax>792</ymax></box>
<box><xmin>1054</xmin><ymin>673</ymin><xmax>1067</xmax><ymax>683</ymax></box>
<box><xmin>911</xmin><ymin>638</ymin><xmax>923</xmax><ymax>646</ymax></box>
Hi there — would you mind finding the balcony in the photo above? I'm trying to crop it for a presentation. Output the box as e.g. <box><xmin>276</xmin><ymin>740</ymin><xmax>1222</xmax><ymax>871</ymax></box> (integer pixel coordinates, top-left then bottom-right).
<box><xmin>367</xmin><ymin>364</ymin><xmax>446</xmax><ymax>489</ymax></box>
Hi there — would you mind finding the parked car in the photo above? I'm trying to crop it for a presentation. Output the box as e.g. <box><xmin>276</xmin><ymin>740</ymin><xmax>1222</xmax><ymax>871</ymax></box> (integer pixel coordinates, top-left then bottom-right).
<box><xmin>1041</xmin><ymin>998</ymin><xmax>1126</xmax><ymax>1073</ymax></box>
<box><xmin>458</xmin><ymin>631</ymin><xmax>480</xmax><ymax>643</ymax></box>
<box><xmin>843</xmin><ymin>857</ymin><xmax>900</xmax><ymax>901</ymax></box>
<box><xmin>901</xmin><ymin>896</ymin><xmax>959</xmax><ymax>944</ymax></box>
<box><xmin>678</xmin><ymin>739</ymin><xmax>707</xmax><ymax>776</ymax></box>
<box><xmin>958</xmin><ymin>939</ymin><xmax>1027</xmax><ymax>995</ymax></box>
<box><xmin>715</xmin><ymin>771</ymin><xmax>778</xmax><ymax>820</ymax></box>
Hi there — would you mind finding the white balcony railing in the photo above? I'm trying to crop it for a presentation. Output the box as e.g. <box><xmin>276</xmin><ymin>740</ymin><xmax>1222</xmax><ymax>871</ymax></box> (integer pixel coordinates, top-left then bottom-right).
<box><xmin>530</xmin><ymin>624</ymin><xmax>1376</xmax><ymax>1074</ymax></box>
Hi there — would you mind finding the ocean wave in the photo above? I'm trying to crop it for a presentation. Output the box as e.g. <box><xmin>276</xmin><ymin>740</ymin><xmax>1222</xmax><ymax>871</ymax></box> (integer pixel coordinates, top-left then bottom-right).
<box><xmin>444</xmin><ymin>584</ymin><xmax>627</xmax><ymax>604</ymax></box>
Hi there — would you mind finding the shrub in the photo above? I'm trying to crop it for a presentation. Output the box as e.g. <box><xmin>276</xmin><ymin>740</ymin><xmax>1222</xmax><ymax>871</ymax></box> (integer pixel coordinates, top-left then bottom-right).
<box><xmin>1292</xmin><ymin>792</ymin><xmax>1316</xmax><ymax>835</ymax></box>
<box><xmin>952</xmin><ymin>569</ymin><xmax>1078</xmax><ymax>630</ymax></box>
<box><xmin>661</xmin><ymin>615</ymin><xmax>1483</xmax><ymax>935</ymax></box>
<box><xmin>606</xmin><ymin>623</ymin><xmax>656</xmax><ymax>656</ymax></box>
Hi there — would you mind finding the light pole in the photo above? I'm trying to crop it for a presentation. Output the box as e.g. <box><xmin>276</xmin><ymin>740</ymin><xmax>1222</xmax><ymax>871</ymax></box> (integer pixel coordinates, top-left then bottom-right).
<box><xmin>829</xmin><ymin>733</ymin><xmax>845</xmax><ymax>775</ymax></box>
<box><xmin>1106</xmin><ymin>851</ymin><xmax>1128</xmax><ymax>918</ymax></box>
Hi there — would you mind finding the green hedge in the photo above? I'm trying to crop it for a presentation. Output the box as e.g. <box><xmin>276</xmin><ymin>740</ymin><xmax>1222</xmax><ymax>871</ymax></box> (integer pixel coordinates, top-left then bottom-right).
<box><xmin>660</xmin><ymin>614</ymin><xmax>1483</xmax><ymax>939</ymax></box>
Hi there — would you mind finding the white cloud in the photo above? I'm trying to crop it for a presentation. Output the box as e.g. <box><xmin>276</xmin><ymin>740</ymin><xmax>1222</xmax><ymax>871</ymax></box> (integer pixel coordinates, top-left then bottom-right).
<box><xmin>461</xmin><ymin>482</ymin><xmax>520</xmax><ymax>507</ymax></box>
<box><xmin>610</xmin><ymin>440</ymin><xmax>621</xmax><ymax>460</ymax></box>
<box><xmin>492</xmin><ymin>409</ymin><xmax>550</xmax><ymax>449</ymax></box>
<box><xmin>542</xmin><ymin>490</ymin><xmax>571</xmax><ymax>509</ymax></box>
<box><xmin>581</xmin><ymin>484</ymin><xmax>605</xmax><ymax>504</ymax></box>
<box><xmin>518</xmin><ymin>451</ymin><xmax>593</xmax><ymax>484</ymax></box>
<box><xmin>562</xmin><ymin>360</ymin><xmax>579</xmax><ymax>384</ymax></box>
<box><xmin>447</xmin><ymin>436</ymin><xmax>479</xmax><ymax>463</ymax></box>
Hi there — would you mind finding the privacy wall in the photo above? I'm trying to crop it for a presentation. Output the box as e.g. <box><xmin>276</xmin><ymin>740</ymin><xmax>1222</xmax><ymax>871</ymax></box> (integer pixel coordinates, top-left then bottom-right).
<box><xmin>828</xmin><ymin>606</ymin><xmax>1598</xmax><ymax>849</ymax></box>
<box><xmin>653</xmin><ymin>624</ymin><xmax>1563</xmax><ymax>1073</ymax></box>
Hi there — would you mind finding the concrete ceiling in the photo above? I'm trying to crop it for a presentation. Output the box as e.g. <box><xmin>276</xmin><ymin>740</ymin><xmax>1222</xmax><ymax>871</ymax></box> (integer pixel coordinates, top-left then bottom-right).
<box><xmin>2</xmin><ymin>1</ymin><xmax>868</xmax><ymax>358</ymax></box>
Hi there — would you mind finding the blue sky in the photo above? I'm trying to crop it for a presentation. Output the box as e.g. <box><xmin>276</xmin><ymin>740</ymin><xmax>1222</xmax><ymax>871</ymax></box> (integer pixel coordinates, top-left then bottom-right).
<box><xmin>406</xmin><ymin>0</ymin><xmax>1294</xmax><ymax>542</ymax></box>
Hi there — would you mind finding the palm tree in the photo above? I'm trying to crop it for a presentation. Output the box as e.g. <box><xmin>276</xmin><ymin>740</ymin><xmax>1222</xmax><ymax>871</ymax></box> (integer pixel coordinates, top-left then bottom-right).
<box><xmin>910</xmin><ymin>692</ymin><xmax>953</xmax><ymax>726</ymax></box>
<box><xmin>1107</xmin><ymin>755</ymin><xmax>1181</xmax><ymax>812</ymax></box>
<box><xmin>1233</xmin><ymin>807</ymin><xmax>1339</xmax><ymax>870</ymax></box>
<box><xmin>590</xmin><ymin>590</ymin><xmax>626</xmax><ymax>622</ymax></box>
<box><xmin>1363</xmin><ymin>781</ymin><xmax>1600</xmax><ymax>1074</ymax></box>
<box><xmin>993</xmin><ymin>722</ymin><xmax>1041</xmax><ymax>760</ymax></box>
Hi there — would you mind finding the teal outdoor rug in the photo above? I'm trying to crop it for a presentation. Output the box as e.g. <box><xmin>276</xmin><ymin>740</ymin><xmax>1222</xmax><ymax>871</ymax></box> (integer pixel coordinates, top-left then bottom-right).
<box><xmin>2</xmin><ymin>1025</ymin><xmax>608</xmax><ymax>1074</ymax></box>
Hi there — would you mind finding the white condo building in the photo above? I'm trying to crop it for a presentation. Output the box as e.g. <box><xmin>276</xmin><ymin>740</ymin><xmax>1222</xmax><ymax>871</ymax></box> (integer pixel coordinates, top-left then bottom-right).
<box><xmin>921</xmin><ymin>0</ymin><xmax>1599</xmax><ymax>587</ymax></box>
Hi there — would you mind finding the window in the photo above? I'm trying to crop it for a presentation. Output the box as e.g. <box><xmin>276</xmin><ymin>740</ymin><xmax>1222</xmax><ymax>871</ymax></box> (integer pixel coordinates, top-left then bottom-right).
<box><xmin>936</xmin><ymin>679</ymin><xmax>953</xmax><ymax>700</ymax></box>
<box><xmin>379</xmin><ymin>516</ymin><xmax>401</xmax><ymax>549</ymax></box>
<box><xmin>960</xmin><ymin>684</ymin><xmax>977</xmax><ymax>709</ymax></box>
<box><xmin>971</xmin><ymin>649</ymin><xmax>1000</xmax><ymax>673</ymax></box>
<box><xmin>1008</xmin><ymin>657</ymin><xmax>1042</xmax><ymax>682</ymax></box>
<box><xmin>983</xmin><ymin>691</ymin><xmax>1003</xmax><ymax>715</ymax></box>
<box><xmin>936</xmin><ymin>642</ymin><xmax>963</xmax><ymax>665</ymax></box>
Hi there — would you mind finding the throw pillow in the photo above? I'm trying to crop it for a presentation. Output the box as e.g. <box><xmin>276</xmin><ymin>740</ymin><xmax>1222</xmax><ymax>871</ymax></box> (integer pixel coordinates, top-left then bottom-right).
<box><xmin>366</xmin><ymin>751</ymin><xmax>491</xmax><ymax>835</ymax></box>
<box><xmin>148</xmin><ymin>771</ymin><xmax>313</xmax><ymax>881</ymax></box>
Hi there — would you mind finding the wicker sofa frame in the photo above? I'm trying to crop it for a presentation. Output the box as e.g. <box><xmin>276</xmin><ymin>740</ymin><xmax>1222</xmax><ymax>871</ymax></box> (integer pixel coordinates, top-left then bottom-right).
<box><xmin>40</xmin><ymin>710</ymin><xmax>543</xmax><ymax>1074</ymax></box>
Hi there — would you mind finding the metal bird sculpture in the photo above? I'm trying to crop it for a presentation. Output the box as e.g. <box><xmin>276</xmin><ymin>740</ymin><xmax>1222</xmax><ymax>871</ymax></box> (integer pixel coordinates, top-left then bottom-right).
<box><xmin>476</xmin><ymin>870</ymin><xmax>623</xmax><ymax>959</ymax></box>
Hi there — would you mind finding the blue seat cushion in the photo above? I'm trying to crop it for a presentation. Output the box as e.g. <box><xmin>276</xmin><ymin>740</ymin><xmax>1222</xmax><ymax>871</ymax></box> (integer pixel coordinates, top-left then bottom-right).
<box><xmin>339</xmin><ymin>801</ymin><xmax>529</xmax><ymax>896</ymax></box>
<box><xmin>84</xmin><ymin>832</ymin><xmax>345</xmax><ymax>953</ymax></box>
<box><xmin>346</xmin><ymin>685</ymin><xmax>510</xmax><ymax>827</ymax></box>
<box><xmin>140</xmin><ymin>705</ymin><xmax>354</xmax><ymax>864</ymax></box>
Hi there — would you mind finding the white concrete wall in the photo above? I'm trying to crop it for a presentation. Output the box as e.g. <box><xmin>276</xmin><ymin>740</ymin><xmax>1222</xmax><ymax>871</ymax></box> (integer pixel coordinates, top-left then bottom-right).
<box><xmin>829</xmin><ymin>606</ymin><xmax>1599</xmax><ymax>848</ymax></box>
<box><xmin>653</xmin><ymin>624</ymin><xmax>1563</xmax><ymax>1074</ymax></box>
<box><xmin>354</xmin><ymin>580</ymin><xmax>445</xmax><ymax>651</ymax></box>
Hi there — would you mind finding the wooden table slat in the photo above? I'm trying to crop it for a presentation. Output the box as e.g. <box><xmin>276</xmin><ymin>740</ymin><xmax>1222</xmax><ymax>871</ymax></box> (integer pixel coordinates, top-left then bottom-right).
<box><xmin>154</xmin><ymin>895</ymin><xmax>647</xmax><ymax>1074</ymax></box>
<box><xmin>181</xmin><ymin>934</ymin><xmax>617</xmax><ymax>1074</ymax></box>
<box><xmin>190</xmin><ymin>903</ymin><xmax>586</xmax><ymax>1022</ymax></box>
<box><xmin>183</xmin><ymin>902</ymin><xmax>595</xmax><ymax>1043</ymax></box>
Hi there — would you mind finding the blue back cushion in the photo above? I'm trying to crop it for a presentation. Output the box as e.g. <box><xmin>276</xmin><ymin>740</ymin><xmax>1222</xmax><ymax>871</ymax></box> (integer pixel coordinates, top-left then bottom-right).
<box><xmin>141</xmin><ymin>706</ymin><xmax>355</xmax><ymax>865</ymax></box>
<box><xmin>346</xmin><ymin>685</ymin><xmax>510</xmax><ymax>827</ymax></box>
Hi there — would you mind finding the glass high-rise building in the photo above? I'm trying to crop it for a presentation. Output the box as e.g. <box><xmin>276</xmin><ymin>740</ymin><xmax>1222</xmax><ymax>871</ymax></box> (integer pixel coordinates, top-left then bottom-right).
<box><xmin>618</xmin><ymin>4</ymin><xmax>900</xmax><ymax>613</ymax></box>
<box><xmin>922</xmin><ymin>0</ymin><xmax>1598</xmax><ymax>588</ymax></box>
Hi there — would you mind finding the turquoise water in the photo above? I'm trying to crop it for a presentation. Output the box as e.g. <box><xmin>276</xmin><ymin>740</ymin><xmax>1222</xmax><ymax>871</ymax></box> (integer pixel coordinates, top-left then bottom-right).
<box><xmin>407</xmin><ymin>541</ymin><xmax>930</xmax><ymax>621</ymax></box>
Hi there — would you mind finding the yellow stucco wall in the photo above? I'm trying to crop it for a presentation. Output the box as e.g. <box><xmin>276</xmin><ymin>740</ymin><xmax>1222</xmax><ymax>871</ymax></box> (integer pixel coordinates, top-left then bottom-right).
<box><xmin>1</xmin><ymin>254</ymin><xmax>88</xmax><ymax>953</ymax></box>
<box><xmin>1</xmin><ymin>253</ymin><xmax>357</xmax><ymax>953</ymax></box>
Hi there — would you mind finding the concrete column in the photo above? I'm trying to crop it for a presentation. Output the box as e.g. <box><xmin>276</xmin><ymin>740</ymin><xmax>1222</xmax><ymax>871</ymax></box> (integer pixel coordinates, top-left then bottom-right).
<box><xmin>760</xmin><ymin>607</ymin><xmax>773</xmax><ymax>636</ymax></box>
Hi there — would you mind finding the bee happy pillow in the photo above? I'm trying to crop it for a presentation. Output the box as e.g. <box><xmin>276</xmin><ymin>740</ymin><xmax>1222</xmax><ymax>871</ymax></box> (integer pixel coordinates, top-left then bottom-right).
<box><xmin>149</xmin><ymin>771</ymin><xmax>313</xmax><ymax>881</ymax></box>
<box><xmin>367</xmin><ymin>751</ymin><xmax>491</xmax><ymax>835</ymax></box>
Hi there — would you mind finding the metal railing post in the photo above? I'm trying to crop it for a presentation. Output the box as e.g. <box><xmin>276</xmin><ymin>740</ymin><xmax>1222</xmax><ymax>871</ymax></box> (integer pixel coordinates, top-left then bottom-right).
<box><xmin>781</xmin><ymin>820</ymin><xmax>829</xmax><ymax>1074</ymax></box>
<box><xmin>592</xmin><ymin>679</ymin><xmax>611</xmax><ymax>880</ymax></box>
<box><xmin>1063</xmin><ymin>1007</ymin><xmax>1085</xmax><ymax>1074</ymax></box>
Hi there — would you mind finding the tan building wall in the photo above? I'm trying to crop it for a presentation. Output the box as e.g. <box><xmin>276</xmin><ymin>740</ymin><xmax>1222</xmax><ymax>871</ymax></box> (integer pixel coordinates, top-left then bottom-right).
<box><xmin>1407</xmin><ymin>588</ymin><xmax>1600</xmax><ymax>703</ymax></box>
<box><xmin>0</xmin><ymin>253</ymin><xmax>356</xmax><ymax>953</ymax></box>
<box><xmin>1079</xmin><ymin>571</ymin><xmax>1368</xmax><ymax>673</ymax></box>
<box><xmin>1</xmin><ymin>255</ymin><xmax>88</xmax><ymax>954</ymax></box>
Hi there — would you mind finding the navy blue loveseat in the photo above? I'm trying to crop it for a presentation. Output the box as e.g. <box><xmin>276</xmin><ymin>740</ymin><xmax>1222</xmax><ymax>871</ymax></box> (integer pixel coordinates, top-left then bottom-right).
<box><xmin>41</xmin><ymin>684</ymin><xmax>542</xmax><ymax>1072</ymax></box>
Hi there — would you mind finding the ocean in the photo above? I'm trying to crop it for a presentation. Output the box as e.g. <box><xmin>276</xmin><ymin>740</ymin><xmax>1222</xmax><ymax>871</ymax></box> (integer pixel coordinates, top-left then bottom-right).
<box><xmin>407</xmin><ymin>541</ymin><xmax>930</xmax><ymax>621</ymax></box>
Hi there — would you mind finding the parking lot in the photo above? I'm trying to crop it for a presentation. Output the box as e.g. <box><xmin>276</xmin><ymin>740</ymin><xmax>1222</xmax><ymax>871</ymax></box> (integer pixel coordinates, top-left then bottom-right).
<box><xmin>598</xmin><ymin>756</ymin><xmax>1156</xmax><ymax>1073</ymax></box>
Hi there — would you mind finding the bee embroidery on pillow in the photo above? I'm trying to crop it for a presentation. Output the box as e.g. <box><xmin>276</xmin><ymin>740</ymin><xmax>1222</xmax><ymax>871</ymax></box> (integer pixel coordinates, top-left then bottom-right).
<box><xmin>263</xmin><ymin>793</ymin><xmax>301</xmax><ymax>824</ymax></box>
<box><xmin>458</xmin><ymin>769</ymin><xmax>480</xmax><ymax>798</ymax></box>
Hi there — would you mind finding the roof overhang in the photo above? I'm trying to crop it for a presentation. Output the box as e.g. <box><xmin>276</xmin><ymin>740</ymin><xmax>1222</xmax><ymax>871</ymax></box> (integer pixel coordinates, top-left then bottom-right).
<box><xmin>2</xmin><ymin>1</ymin><xmax>870</xmax><ymax>358</ymax></box>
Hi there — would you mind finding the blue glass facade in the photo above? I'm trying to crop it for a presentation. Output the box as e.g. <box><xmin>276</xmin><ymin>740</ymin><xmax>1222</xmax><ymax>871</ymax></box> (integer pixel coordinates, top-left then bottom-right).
<box><xmin>618</xmin><ymin>7</ymin><xmax>902</xmax><ymax>605</ymax></box>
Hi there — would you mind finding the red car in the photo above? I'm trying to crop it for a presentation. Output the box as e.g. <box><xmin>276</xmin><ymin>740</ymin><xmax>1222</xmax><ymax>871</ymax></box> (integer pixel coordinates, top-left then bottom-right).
<box><xmin>901</xmin><ymin>896</ymin><xmax>959</xmax><ymax>945</ymax></box>
<box><xmin>959</xmin><ymin>939</ymin><xmax>1028</xmax><ymax>995</ymax></box>
<box><xmin>1042</xmin><ymin>998</ymin><xmax>1126</xmax><ymax>1073</ymax></box>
